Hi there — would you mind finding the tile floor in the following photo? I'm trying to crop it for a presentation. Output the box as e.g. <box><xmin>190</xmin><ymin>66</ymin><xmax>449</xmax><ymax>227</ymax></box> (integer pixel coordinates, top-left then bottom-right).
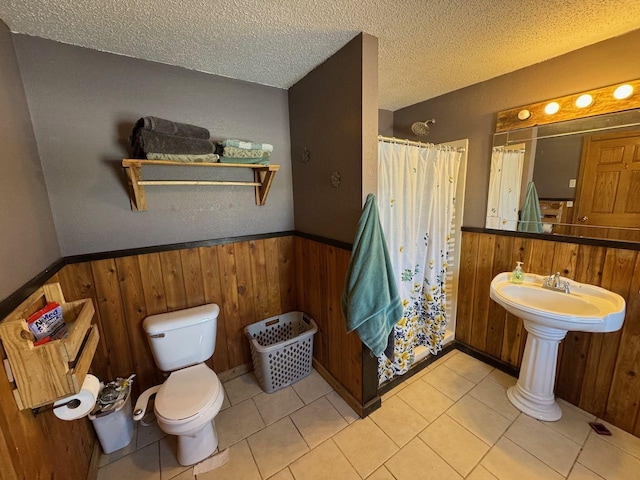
<box><xmin>96</xmin><ymin>350</ymin><xmax>640</xmax><ymax>479</ymax></box>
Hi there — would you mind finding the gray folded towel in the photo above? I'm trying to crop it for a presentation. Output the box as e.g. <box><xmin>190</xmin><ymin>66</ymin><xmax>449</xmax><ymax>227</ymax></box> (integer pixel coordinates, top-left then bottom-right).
<box><xmin>146</xmin><ymin>152</ymin><xmax>220</xmax><ymax>163</ymax></box>
<box><xmin>135</xmin><ymin>116</ymin><xmax>210</xmax><ymax>140</ymax></box>
<box><xmin>132</xmin><ymin>130</ymin><xmax>214</xmax><ymax>157</ymax></box>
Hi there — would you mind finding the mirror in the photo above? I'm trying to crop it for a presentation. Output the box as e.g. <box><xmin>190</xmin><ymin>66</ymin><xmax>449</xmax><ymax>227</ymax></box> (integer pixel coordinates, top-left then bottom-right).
<box><xmin>487</xmin><ymin>109</ymin><xmax>640</xmax><ymax>242</ymax></box>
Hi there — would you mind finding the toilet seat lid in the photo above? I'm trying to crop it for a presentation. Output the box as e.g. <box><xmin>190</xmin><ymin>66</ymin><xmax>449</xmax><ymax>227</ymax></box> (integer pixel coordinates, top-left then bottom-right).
<box><xmin>156</xmin><ymin>364</ymin><xmax>221</xmax><ymax>421</ymax></box>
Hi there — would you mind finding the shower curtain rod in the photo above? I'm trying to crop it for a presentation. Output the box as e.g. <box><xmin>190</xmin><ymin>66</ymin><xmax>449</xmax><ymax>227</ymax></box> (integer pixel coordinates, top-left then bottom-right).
<box><xmin>378</xmin><ymin>135</ymin><xmax>465</xmax><ymax>152</ymax></box>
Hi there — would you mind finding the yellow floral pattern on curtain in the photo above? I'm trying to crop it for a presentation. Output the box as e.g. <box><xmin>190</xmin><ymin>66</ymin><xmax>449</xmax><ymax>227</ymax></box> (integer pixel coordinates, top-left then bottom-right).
<box><xmin>377</xmin><ymin>141</ymin><xmax>460</xmax><ymax>384</ymax></box>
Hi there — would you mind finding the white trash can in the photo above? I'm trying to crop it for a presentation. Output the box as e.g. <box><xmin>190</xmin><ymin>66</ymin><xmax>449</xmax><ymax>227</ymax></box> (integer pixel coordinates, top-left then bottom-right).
<box><xmin>89</xmin><ymin>383</ymin><xmax>135</xmax><ymax>454</ymax></box>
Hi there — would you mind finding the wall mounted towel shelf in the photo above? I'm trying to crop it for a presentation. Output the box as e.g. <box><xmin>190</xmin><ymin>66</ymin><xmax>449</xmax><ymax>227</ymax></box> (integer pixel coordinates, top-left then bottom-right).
<box><xmin>122</xmin><ymin>159</ymin><xmax>280</xmax><ymax>211</ymax></box>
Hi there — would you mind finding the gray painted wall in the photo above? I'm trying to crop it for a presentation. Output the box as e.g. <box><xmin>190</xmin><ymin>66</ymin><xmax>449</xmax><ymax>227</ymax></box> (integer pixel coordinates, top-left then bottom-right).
<box><xmin>0</xmin><ymin>22</ymin><xmax>59</xmax><ymax>299</ymax></box>
<box><xmin>13</xmin><ymin>35</ymin><xmax>293</xmax><ymax>256</ymax></box>
<box><xmin>393</xmin><ymin>29</ymin><xmax>640</xmax><ymax>227</ymax></box>
<box><xmin>532</xmin><ymin>136</ymin><xmax>582</xmax><ymax>200</ymax></box>
<box><xmin>289</xmin><ymin>33</ymin><xmax>378</xmax><ymax>244</ymax></box>
<box><xmin>378</xmin><ymin>109</ymin><xmax>394</xmax><ymax>136</ymax></box>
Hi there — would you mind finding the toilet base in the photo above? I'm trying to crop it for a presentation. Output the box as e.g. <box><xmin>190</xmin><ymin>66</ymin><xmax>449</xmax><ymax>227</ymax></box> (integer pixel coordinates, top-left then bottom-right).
<box><xmin>177</xmin><ymin>420</ymin><xmax>218</xmax><ymax>466</ymax></box>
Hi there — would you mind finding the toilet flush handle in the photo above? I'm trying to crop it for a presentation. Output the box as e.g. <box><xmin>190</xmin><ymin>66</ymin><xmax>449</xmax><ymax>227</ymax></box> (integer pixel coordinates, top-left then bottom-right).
<box><xmin>133</xmin><ymin>385</ymin><xmax>161</xmax><ymax>421</ymax></box>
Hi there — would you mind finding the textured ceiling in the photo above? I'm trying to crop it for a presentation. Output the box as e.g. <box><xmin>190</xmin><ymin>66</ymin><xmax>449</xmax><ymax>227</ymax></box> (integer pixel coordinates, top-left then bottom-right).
<box><xmin>2</xmin><ymin>0</ymin><xmax>640</xmax><ymax>111</ymax></box>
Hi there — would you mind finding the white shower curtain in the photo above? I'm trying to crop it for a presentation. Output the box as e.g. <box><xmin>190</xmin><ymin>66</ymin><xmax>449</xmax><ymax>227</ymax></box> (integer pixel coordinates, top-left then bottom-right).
<box><xmin>486</xmin><ymin>148</ymin><xmax>525</xmax><ymax>231</ymax></box>
<box><xmin>377</xmin><ymin>140</ymin><xmax>461</xmax><ymax>383</ymax></box>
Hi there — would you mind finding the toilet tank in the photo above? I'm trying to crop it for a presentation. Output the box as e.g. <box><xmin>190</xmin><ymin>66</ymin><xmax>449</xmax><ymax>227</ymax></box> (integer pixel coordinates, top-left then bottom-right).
<box><xmin>143</xmin><ymin>303</ymin><xmax>220</xmax><ymax>372</ymax></box>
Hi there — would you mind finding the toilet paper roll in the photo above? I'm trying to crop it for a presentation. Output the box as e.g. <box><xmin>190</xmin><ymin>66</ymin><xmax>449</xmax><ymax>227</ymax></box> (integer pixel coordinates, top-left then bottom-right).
<box><xmin>53</xmin><ymin>374</ymin><xmax>100</xmax><ymax>421</ymax></box>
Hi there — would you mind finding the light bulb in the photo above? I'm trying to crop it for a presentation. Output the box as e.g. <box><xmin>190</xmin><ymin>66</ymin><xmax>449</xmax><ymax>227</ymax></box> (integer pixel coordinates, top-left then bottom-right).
<box><xmin>544</xmin><ymin>102</ymin><xmax>560</xmax><ymax>115</ymax></box>
<box><xmin>575</xmin><ymin>94</ymin><xmax>593</xmax><ymax>108</ymax></box>
<box><xmin>517</xmin><ymin>109</ymin><xmax>531</xmax><ymax>120</ymax></box>
<box><xmin>614</xmin><ymin>84</ymin><xmax>633</xmax><ymax>99</ymax></box>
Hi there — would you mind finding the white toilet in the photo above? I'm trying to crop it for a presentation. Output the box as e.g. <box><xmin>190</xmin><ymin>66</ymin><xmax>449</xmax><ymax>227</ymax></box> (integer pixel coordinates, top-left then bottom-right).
<box><xmin>134</xmin><ymin>303</ymin><xmax>225</xmax><ymax>466</ymax></box>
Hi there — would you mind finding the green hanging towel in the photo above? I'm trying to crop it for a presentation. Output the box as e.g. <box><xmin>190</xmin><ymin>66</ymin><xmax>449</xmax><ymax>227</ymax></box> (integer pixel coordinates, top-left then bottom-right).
<box><xmin>341</xmin><ymin>194</ymin><xmax>403</xmax><ymax>356</ymax></box>
<box><xmin>518</xmin><ymin>182</ymin><xmax>544</xmax><ymax>233</ymax></box>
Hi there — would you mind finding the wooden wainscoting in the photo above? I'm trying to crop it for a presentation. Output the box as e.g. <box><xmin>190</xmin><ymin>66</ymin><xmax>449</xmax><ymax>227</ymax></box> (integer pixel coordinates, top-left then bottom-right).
<box><xmin>0</xmin><ymin>233</ymin><xmax>368</xmax><ymax>480</ymax></box>
<box><xmin>457</xmin><ymin>231</ymin><xmax>640</xmax><ymax>436</ymax></box>
<box><xmin>47</xmin><ymin>236</ymin><xmax>297</xmax><ymax>397</ymax></box>
<box><xmin>0</xmin><ymin>341</ymin><xmax>95</xmax><ymax>479</ymax></box>
<box><xmin>294</xmin><ymin>237</ymin><xmax>363</xmax><ymax>404</ymax></box>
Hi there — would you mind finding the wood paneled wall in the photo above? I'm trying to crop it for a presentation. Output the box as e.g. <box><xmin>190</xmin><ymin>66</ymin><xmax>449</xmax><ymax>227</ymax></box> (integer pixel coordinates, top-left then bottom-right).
<box><xmin>0</xmin><ymin>234</ymin><xmax>364</xmax><ymax>480</ymax></box>
<box><xmin>294</xmin><ymin>237</ymin><xmax>363</xmax><ymax>403</ymax></box>
<box><xmin>0</xmin><ymin>344</ymin><xmax>95</xmax><ymax>479</ymax></box>
<box><xmin>457</xmin><ymin>231</ymin><xmax>640</xmax><ymax>436</ymax></box>
<box><xmin>47</xmin><ymin>236</ymin><xmax>298</xmax><ymax>397</ymax></box>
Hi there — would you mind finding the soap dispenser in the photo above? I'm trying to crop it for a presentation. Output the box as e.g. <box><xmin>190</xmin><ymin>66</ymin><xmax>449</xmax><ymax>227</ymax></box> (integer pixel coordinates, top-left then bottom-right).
<box><xmin>511</xmin><ymin>261</ymin><xmax>524</xmax><ymax>284</ymax></box>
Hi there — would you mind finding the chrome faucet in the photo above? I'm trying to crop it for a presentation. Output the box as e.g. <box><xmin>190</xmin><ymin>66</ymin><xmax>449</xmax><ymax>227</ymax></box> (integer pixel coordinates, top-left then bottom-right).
<box><xmin>542</xmin><ymin>272</ymin><xmax>570</xmax><ymax>294</ymax></box>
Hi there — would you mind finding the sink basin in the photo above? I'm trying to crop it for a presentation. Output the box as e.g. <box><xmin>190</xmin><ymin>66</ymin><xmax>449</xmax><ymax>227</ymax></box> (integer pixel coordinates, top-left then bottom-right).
<box><xmin>490</xmin><ymin>272</ymin><xmax>625</xmax><ymax>422</ymax></box>
<box><xmin>490</xmin><ymin>272</ymin><xmax>625</xmax><ymax>332</ymax></box>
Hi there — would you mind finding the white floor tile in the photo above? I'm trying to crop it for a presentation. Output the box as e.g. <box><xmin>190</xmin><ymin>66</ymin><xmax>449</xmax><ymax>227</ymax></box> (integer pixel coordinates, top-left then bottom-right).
<box><xmin>447</xmin><ymin>395</ymin><xmax>513</xmax><ymax>445</ymax></box>
<box><xmin>396</xmin><ymin>378</ymin><xmax>453</xmax><ymax>421</ymax></box>
<box><xmin>269</xmin><ymin>467</ymin><xmax>295</xmax><ymax>479</ymax></box>
<box><xmin>486</xmin><ymin>369</ymin><xmax>517</xmax><ymax>388</ymax></box>
<box><xmin>196</xmin><ymin>440</ymin><xmax>260</xmax><ymax>480</ymax></box>
<box><xmin>385</xmin><ymin>437</ymin><xmax>462</xmax><ymax>479</ymax></box>
<box><xmin>426</xmin><ymin>349</ymin><xmax>460</xmax><ymax>370</ymax></box>
<box><xmin>541</xmin><ymin>399</ymin><xmax>594</xmax><ymax>445</ymax></box>
<box><xmin>567</xmin><ymin>463</ymin><xmax>605</xmax><ymax>480</ymax></box>
<box><xmin>292</xmin><ymin>370</ymin><xmax>333</xmax><ymax>404</ymax></box>
<box><xmin>115</xmin><ymin>350</ymin><xmax>640</xmax><ymax>480</ymax></box>
<box><xmin>290</xmin><ymin>396</ymin><xmax>347</xmax><ymax>448</ymax></box>
<box><xmin>577</xmin><ymin>433</ymin><xmax>640</xmax><ymax>480</ymax></box>
<box><xmin>380</xmin><ymin>381</ymin><xmax>408</xmax><ymax>401</ymax></box>
<box><xmin>215</xmin><ymin>398</ymin><xmax>265</xmax><ymax>450</ymax></box>
<box><xmin>369</xmin><ymin>395</ymin><xmax>429</xmax><ymax>447</ymax></box>
<box><xmin>419</xmin><ymin>414</ymin><xmax>490</xmax><ymax>477</ymax></box>
<box><xmin>366</xmin><ymin>465</ymin><xmax>396</xmax><ymax>479</ymax></box>
<box><xmin>223</xmin><ymin>372</ymin><xmax>263</xmax><ymax>405</ymax></box>
<box><xmin>97</xmin><ymin>443</ymin><xmax>160</xmax><ymax>480</ymax></box>
<box><xmin>597</xmin><ymin>418</ymin><xmax>640</xmax><ymax>460</ymax></box>
<box><xmin>168</xmin><ymin>468</ymin><xmax>193</xmax><ymax>480</ymax></box>
<box><xmin>467</xmin><ymin>465</ymin><xmax>499</xmax><ymax>480</ymax></box>
<box><xmin>289</xmin><ymin>439</ymin><xmax>360</xmax><ymax>480</ymax></box>
<box><xmin>253</xmin><ymin>386</ymin><xmax>304</xmax><ymax>425</ymax></box>
<box><xmin>505</xmin><ymin>413</ymin><xmax>581</xmax><ymax>476</ymax></box>
<box><xmin>422</xmin><ymin>364</ymin><xmax>475</xmax><ymax>401</ymax></box>
<box><xmin>468</xmin><ymin>377</ymin><xmax>520</xmax><ymax>420</ymax></box>
<box><xmin>137</xmin><ymin>420</ymin><xmax>167</xmax><ymax>450</ymax></box>
<box><xmin>441</xmin><ymin>352</ymin><xmax>492</xmax><ymax>383</ymax></box>
<box><xmin>333</xmin><ymin>417</ymin><xmax>398</xmax><ymax>478</ymax></box>
<box><xmin>247</xmin><ymin>416</ymin><xmax>309</xmax><ymax>478</ymax></box>
<box><xmin>481</xmin><ymin>437</ymin><xmax>564</xmax><ymax>480</ymax></box>
<box><xmin>325</xmin><ymin>391</ymin><xmax>359</xmax><ymax>424</ymax></box>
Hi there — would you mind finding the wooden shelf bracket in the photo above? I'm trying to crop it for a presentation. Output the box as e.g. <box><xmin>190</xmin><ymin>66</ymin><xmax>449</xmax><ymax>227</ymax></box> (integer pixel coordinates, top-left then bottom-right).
<box><xmin>121</xmin><ymin>159</ymin><xmax>280</xmax><ymax>211</ymax></box>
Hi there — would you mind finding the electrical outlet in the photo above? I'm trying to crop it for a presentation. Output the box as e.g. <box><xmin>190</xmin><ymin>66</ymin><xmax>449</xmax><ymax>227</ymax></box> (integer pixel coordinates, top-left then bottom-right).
<box><xmin>569</xmin><ymin>179</ymin><xmax>577</xmax><ymax>188</ymax></box>
<box><xmin>567</xmin><ymin>201</ymin><xmax>574</xmax><ymax>207</ymax></box>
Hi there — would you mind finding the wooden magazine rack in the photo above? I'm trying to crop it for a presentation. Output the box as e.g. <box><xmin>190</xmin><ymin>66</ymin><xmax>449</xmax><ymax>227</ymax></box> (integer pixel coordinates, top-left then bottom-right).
<box><xmin>0</xmin><ymin>283</ymin><xmax>99</xmax><ymax>410</ymax></box>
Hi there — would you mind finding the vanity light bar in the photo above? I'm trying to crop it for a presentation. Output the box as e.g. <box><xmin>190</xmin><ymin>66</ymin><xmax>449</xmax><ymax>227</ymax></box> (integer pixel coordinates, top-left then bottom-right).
<box><xmin>496</xmin><ymin>79</ymin><xmax>640</xmax><ymax>133</ymax></box>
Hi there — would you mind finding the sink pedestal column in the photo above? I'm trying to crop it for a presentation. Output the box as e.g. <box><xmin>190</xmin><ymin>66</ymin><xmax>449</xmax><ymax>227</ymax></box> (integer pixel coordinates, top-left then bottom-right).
<box><xmin>507</xmin><ymin>320</ymin><xmax>567</xmax><ymax>421</ymax></box>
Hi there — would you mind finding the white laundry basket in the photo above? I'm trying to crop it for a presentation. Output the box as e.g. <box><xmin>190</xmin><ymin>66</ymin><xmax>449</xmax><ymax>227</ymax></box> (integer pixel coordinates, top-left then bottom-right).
<box><xmin>244</xmin><ymin>311</ymin><xmax>318</xmax><ymax>393</ymax></box>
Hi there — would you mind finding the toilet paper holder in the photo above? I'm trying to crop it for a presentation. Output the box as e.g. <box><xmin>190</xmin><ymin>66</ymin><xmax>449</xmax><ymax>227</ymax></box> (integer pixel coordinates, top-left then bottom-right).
<box><xmin>31</xmin><ymin>398</ymin><xmax>81</xmax><ymax>416</ymax></box>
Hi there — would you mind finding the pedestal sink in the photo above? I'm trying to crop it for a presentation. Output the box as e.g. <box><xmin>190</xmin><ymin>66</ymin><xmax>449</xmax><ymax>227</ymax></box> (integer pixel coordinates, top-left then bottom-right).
<box><xmin>490</xmin><ymin>272</ymin><xmax>625</xmax><ymax>421</ymax></box>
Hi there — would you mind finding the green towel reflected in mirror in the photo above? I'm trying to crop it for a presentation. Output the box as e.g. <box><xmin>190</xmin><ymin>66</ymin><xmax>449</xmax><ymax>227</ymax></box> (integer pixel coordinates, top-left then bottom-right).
<box><xmin>518</xmin><ymin>182</ymin><xmax>544</xmax><ymax>233</ymax></box>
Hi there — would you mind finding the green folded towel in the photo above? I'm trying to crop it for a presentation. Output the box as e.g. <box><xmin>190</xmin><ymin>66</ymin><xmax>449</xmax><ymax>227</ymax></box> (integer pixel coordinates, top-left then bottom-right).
<box><xmin>221</xmin><ymin>139</ymin><xmax>274</xmax><ymax>152</ymax></box>
<box><xmin>341</xmin><ymin>194</ymin><xmax>403</xmax><ymax>356</ymax></box>
<box><xmin>146</xmin><ymin>152</ymin><xmax>220</xmax><ymax>163</ymax></box>
<box><xmin>518</xmin><ymin>182</ymin><xmax>544</xmax><ymax>233</ymax></box>
<box><xmin>223</xmin><ymin>146</ymin><xmax>270</xmax><ymax>159</ymax></box>
<box><xmin>218</xmin><ymin>157</ymin><xmax>270</xmax><ymax>165</ymax></box>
